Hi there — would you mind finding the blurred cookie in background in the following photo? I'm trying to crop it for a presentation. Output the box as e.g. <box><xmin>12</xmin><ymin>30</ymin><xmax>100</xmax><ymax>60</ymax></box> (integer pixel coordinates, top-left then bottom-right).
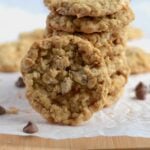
<box><xmin>127</xmin><ymin>26</ymin><xmax>144</xmax><ymax>40</ymax></box>
<box><xmin>0</xmin><ymin>29</ymin><xmax>44</xmax><ymax>72</ymax></box>
<box><xmin>126</xmin><ymin>47</ymin><xmax>150</xmax><ymax>74</ymax></box>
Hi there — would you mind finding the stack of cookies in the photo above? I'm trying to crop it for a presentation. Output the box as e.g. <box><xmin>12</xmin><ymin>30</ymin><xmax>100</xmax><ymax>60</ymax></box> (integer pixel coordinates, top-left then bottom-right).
<box><xmin>21</xmin><ymin>0</ymin><xmax>134</xmax><ymax>125</ymax></box>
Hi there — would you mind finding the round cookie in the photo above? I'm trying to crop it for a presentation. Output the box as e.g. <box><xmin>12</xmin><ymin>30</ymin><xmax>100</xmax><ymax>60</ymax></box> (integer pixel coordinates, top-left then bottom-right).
<box><xmin>46</xmin><ymin>7</ymin><xmax>134</xmax><ymax>34</ymax></box>
<box><xmin>21</xmin><ymin>35</ymin><xmax>129</xmax><ymax>125</ymax></box>
<box><xmin>44</xmin><ymin>0</ymin><xmax>129</xmax><ymax>18</ymax></box>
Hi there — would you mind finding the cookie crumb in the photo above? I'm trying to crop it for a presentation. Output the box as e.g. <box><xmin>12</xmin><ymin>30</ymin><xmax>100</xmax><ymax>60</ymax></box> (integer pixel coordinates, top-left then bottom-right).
<box><xmin>15</xmin><ymin>77</ymin><xmax>25</xmax><ymax>88</ymax></box>
<box><xmin>23</xmin><ymin>121</ymin><xmax>39</xmax><ymax>134</ymax></box>
<box><xmin>6</xmin><ymin>107</ymin><xmax>19</xmax><ymax>114</ymax></box>
<box><xmin>135</xmin><ymin>82</ymin><xmax>147</xmax><ymax>100</ymax></box>
<box><xmin>0</xmin><ymin>105</ymin><xmax>6</xmax><ymax>115</ymax></box>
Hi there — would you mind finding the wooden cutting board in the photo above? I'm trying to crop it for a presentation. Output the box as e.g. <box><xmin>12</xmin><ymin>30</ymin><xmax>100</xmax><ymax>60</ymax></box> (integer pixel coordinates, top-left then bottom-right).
<box><xmin>0</xmin><ymin>135</ymin><xmax>150</xmax><ymax>149</ymax></box>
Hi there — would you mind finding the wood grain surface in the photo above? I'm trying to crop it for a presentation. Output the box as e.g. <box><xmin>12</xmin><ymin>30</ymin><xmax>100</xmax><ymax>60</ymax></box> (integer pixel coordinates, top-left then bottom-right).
<box><xmin>0</xmin><ymin>135</ymin><xmax>150</xmax><ymax>150</ymax></box>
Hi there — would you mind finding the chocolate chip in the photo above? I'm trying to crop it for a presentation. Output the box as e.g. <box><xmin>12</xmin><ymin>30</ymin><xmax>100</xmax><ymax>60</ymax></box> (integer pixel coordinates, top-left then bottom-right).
<box><xmin>23</xmin><ymin>121</ymin><xmax>38</xmax><ymax>134</ymax></box>
<box><xmin>15</xmin><ymin>77</ymin><xmax>25</xmax><ymax>88</ymax></box>
<box><xmin>135</xmin><ymin>82</ymin><xmax>145</xmax><ymax>91</ymax></box>
<box><xmin>135</xmin><ymin>82</ymin><xmax>147</xmax><ymax>100</ymax></box>
<box><xmin>0</xmin><ymin>105</ymin><xmax>6</xmax><ymax>115</ymax></box>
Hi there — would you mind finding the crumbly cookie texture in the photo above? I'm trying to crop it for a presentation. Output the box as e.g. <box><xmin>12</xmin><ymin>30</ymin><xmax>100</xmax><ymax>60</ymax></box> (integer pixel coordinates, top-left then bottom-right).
<box><xmin>46</xmin><ymin>7</ymin><xmax>134</xmax><ymax>34</ymax></box>
<box><xmin>46</xmin><ymin>29</ymin><xmax>127</xmax><ymax>58</ymax></box>
<box><xmin>21</xmin><ymin>35</ymin><xmax>129</xmax><ymax>125</ymax></box>
<box><xmin>0</xmin><ymin>29</ymin><xmax>44</xmax><ymax>72</ymax></box>
<box><xmin>44</xmin><ymin>0</ymin><xmax>129</xmax><ymax>18</ymax></box>
<box><xmin>126</xmin><ymin>47</ymin><xmax>150</xmax><ymax>74</ymax></box>
<box><xmin>102</xmin><ymin>52</ymin><xmax>129</xmax><ymax>107</ymax></box>
<box><xmin>46</xmin><ymin>30</ymin><xmax>128</xmax><ymax>108</ymax></box>
<box><xmin>46</xmin><ymin>28</ymin><xmax>127</xmax><ymax>47</ymax></box>
<box><xmin>127</xmin><ymin>26</ymin><xmax>144</xmax><ymax>40</ymax></box>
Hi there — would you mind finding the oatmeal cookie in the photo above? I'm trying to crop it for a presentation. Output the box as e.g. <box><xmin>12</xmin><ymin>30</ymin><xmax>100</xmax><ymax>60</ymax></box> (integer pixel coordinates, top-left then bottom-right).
<box><xmin>126</xmin><ymin>47</ymin><xmax>150</xmax><ymax>74</ymax></box>
<box><xmin>44</xmin><ymin>0</ymin><xmax>129</xmax><ymax>18</ymax></box>
<box><xmin>21</xmin><ymin>35</ymin><xmax>129</xmax><ymax>125</ymax></box>
<box><xmin>127</xmin><ymin>26</ymin><xmax>144</xmax><ymax>40</ymax></box>
<box><xmin>46</xmin><ymin>7</ymin><xmax>134</xmax><ymax>34</ymax></box>
<box><xmin>0</xmin><ymin>40</ymin><xmax>33</xmax><ymax>72</ymax></box>
<box><xmin>19</xmin><ymin>29</ymin><xmax>44</xmax><ymax>41</ymax></box>
<box><xmin>0</xmin><ymin>29</ymin><xmax>44</xmax><ymax>72</ymax></box>
<box><xmin>0</xmin><ymin>43</ymin><xmax>19</xmax><ymax>72</ymax></box>
<box><xmin>46</xmin><ymin>28</ymin><xmax>127</xmax><ymax>47</ymax></box>
<box><xmin>46</xmin><ymin>29</ymin><xmax>127</xmax><ymax>58</ymax></box>
<box><xmin>46</xmin><ymin>30</ymin><xmax>128</xmax><ymax>74</ymax></box>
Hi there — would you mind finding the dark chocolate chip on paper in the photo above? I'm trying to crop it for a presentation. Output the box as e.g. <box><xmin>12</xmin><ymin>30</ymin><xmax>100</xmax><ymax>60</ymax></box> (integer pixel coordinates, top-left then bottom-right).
<box><xmin>135</xmin><ymin>82</ymin><xmax>147</xmax><ymax>100</ymax></box>
<box><xmin>23</xmin><ymin>121</ymin><xmax>39</xmax><ymax>134</ymax></box>
<box><xmin>15</xmin><ymin>77</ymin><xmax>25</xmax><ymax>88</ymax></box>
<box><xmin>0</xmin><ymin>105</ymin><xmax>6</xmax><ymax>115</ymax></box>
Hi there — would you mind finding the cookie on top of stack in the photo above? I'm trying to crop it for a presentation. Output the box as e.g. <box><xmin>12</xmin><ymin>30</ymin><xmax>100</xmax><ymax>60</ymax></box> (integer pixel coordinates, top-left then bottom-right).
<box><xmin>21</xmin><ymin>0</ymin><xmax>134</xmax><ymax>125</ymax></box>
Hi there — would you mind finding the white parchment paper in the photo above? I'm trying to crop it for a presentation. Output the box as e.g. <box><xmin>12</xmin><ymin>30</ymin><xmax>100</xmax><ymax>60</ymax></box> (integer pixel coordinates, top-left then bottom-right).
<box><xmin>0</xmin><ymin>39</ymin><xmax>150</xmax><ymax>140</ymax></box>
